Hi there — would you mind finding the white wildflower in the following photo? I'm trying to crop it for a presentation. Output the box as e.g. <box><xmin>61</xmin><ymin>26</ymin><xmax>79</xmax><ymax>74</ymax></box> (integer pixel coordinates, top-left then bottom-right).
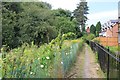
<box><xmin>30</xmin><ymin>72</ymin><xmax>33</xmax><ymax>75</ymax></box>
<box><xmin>27</xmin><ymin>59</ymin><xmax>29</xmax><ymax>62</ymax></box>
<box><xmin>66</xmin><ymin>53</ymin><xmax>68</xmax><ymax>55</ymax></box>
<box><xmin>63</xmin><ymin>34</ymin><xmax>65</xmax><ymax>37</ymax></box>
<box><xmin>38</xmin><ymin>58</ymin><xmax>40</xmax><ymax>60</ymax></box>
<box><xmin>40</xmin><ymin>64</ymin><xmax>44</xmax><ymax>68</ymax></box>
<box><xmin>61</xmin><ymin>61</ymin><xmax>63</xmax><ymax>64</ymax></box>
<box><xmin>46</xmin><ymin>56</ymin><xmax>50</xmax><ymax>60</ymax></box>
<box><xmin>57</xmin><ymin>46</ymin><xmax>59</xmax><ymax>49</ymax></box>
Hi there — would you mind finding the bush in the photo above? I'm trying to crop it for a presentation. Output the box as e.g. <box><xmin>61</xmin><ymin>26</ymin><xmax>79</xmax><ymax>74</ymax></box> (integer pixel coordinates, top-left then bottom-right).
<box><xmin>93</xmin><ymin>39</ymin><xmax>100</xmax><ymax>43</ymax></box>
<box><xmin>86</xmin><ymin>33</ymin><xmax>95</xmax><ymax>40</ymax></box>
<box><xmin>1</xmin><ymin>33</ymin><xmax>81</xmax><ymax>78</ymax></box>
<box><xmin>62</xmin><ymin>32</ymin><xmax>77</xmax><ymax>40</ymax></box>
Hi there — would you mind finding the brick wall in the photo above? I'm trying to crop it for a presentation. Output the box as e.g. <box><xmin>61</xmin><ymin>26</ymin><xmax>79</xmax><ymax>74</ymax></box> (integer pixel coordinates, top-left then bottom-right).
<box><xmin>106</xmin><ymin>24</ymin><xmax>118</xmax><ymax>37</ymax></box>
<box><xmin>112</xmin><ymin>24</ymin><xmax>118</xmax><ymax>37</ymax></box>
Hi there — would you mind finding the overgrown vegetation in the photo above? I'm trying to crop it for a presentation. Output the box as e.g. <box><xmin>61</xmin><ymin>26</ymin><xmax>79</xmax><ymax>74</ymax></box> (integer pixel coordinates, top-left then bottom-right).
<box><xmin>2</xmin><ymin>2</ymin><xmax>82</xmax><ymax>49</ymax></box>
<box><xmin>1</xmin><ymin>33</ymin><xmax>84</xmax><ymax>78</ymax></box>
<box><xmin>82</xmin><ymin>33</ymin><xmax>95</xmax><ymax>41</ymax></box>
<box><xmin>105</xmin><ymin>46</ymin><xmax>119</xmax><ymax>55</ymax></box>
<box><xmin>92</xmin><ymin>38</ymin><xmax>100</xmax><ymax>43</ymax></box>
<box><xmin>1</xmin><ymin>1</ymin><xmax>89</xmax><ymax>78</ymax></box>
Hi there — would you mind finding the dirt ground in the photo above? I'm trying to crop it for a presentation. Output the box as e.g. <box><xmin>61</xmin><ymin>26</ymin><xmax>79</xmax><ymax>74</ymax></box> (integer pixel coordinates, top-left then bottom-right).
<box><xmin>65</xmin><ymin>43</ymin><xmax>105</xmax><ymax>78</ymax></box>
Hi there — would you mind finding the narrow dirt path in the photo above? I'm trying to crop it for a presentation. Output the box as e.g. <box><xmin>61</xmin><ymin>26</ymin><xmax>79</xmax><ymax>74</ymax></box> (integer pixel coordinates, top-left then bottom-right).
<box><xmin>66</xmin><ymin>43</ymin><xmax>105</xmax><ymax>78</ymax></box>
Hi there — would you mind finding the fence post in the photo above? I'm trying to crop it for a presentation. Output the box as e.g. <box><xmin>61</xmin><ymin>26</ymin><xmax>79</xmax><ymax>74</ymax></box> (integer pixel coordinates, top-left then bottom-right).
<box><xmin>107</xmin><ymin>47</ymin><xmax>110</xmax><ymax>80</ymax></box>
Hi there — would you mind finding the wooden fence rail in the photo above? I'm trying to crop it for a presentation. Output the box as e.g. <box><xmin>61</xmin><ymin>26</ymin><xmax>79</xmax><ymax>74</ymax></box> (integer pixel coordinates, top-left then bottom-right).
<box><xmin>96</xmin><ymin>37</ymin><xmax>118</xmax><ymax>46</ymax></box>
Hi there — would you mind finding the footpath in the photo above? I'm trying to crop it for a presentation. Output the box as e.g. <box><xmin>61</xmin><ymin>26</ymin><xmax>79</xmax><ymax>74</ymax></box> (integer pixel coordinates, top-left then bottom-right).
<box><xmin>66</xmin><ymin>43</ymin><xmax>105</xmax><ymax>78</ymax></box>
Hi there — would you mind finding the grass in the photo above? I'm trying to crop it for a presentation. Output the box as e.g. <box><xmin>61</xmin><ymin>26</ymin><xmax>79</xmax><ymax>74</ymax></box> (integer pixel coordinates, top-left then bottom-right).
<box><xmin>65</xmin><ymin>44</ymin><xmax>85</xmax><ymax>78</ymax></box>
<box><xmin>105</xmin><ymin>46</ymin><xmax>119</xmax><ymax>56</ymax></box>
<box><xmin>87</xmin><ymin>44</ymin><xmax>106</xmax><ymax>78</ymax></box>
<box><xmin>77</xmin><ymin>45</ymin><xmax>85</xmax><ymax>78</ymax></box>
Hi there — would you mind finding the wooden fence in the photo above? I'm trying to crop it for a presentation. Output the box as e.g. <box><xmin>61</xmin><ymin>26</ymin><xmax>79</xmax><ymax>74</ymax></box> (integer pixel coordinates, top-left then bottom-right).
<box><xmin>96</xmin><ymin>37</ymin><xmax>118</xmax><ymax>46</ymax></box>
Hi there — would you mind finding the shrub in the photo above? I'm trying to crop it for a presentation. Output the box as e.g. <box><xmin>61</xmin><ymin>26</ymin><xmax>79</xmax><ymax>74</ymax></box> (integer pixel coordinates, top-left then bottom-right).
<box><xmin>62</xmin><ymin>32</ymin><xmax>77</xmax><ymax>40</ymax></box>
<box><xmin>86</xmin><ymin>33</ymin><xmax>95</xmax><ymax>40</ymax></box>
<box><xmin>1</xmin><ymin>32</ymin><xmax>81</xmax><ymax>78</ymax></box>
<box><xmin>93</xmin><ymin>39</ymin><xmax>100</xmax><ymax>43</ymax></box>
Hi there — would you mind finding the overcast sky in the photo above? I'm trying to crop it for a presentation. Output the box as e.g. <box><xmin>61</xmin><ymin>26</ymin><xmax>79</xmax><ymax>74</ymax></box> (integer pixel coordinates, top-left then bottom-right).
<box><xmin>40</xmin><ymin>0</ymin><xmax>119</xmax><ymax>26</ymax></box>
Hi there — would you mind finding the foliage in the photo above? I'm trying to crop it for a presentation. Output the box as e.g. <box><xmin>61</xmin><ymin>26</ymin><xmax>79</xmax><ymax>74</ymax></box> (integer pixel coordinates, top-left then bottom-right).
<box><xmin>62</xmin><ymin>32</ymin><xmax>77</xmax><ymax>40</ymax></box>
<box><xmin>86</xmin><ymin>34</ymin><xmax>95</xmax><ymax>40</ymax></box>
<box><xmin>2</xmin><ymin>2</ymin><xmax>79</xmax><ymax>49</ymax></box>
<box><xmin>82</xmin><ymin>33</ymin><xmax>95</xmax><ymax>41</ymax></box>
<box><xmin>93</xmin><ymin>39</ymin><xmax>100</xmax><ymax>44</ymax></box>
<box><xmin>90</xmin><ymin>24</ymin><xmax>96</xmax><ymax>35</ymax></box>
<box><xmin>1</xmin><ymin>33</ymin><xmax>83</xmax><ymax>78</ymax></box>
<box><xmin>73</xmin><ymin>0</ymin><xmax>89</xmax><ymax>33</ymax></box>
<box><xmin>2</xmin><ymin>43</ymin><xmax>54</xmax><ymax>78</ymax></box>
<box><xmin>105</xmin><ymin>46</ymin><xmax>119</xmax><ymax>54</ymax></box>
<box><xmin>1</xmin><ymin>2</ymin><xmax>85</xmax><ymax>78</ymax></box>
<box><xmin>96</xmin><ymin>21</ymin><xmax>101</xmax><ymax>37</ymax></box>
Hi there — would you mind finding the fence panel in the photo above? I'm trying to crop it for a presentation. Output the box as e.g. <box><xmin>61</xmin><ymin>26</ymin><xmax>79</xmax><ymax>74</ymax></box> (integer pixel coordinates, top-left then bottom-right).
<box><xmin>61</xmin><ymin>43</ymin><xmax>79</xmax><ymax>77</ymax></box>
<box><xmin>97</xmin><ymin>37</ymin><xmax>118</xmax><ymax>46</ymax></box>
<box><xmin>87</xmin><ymin>40</ymin><xmax>120</xmax><ymax>79</ymax></box>
<box><xmin>53</xmin><ymin>42</ymin><xmax>81</xmax><ymax>78</ymax></box>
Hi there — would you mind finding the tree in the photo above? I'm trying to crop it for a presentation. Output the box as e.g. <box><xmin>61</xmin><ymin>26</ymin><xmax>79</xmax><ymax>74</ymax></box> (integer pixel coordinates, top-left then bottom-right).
<box><xmin>53</xmin><ymin>8</ymin><xmax>71</xmax><ymax>18</ymax></box>
<box><xmin>2</xmin><ymin>2</ymin><xmax>22</xmax><ymax>48</ymax></box>
<box><xmin>96</xmin><ymin>21</ymin><xmax>101</xmax><ymax>37</ymax></box>
<box><xmin>73</xmin><ymin>0</ymin><xmax>89</xmax><ymax>33</ymax></box>
<box><xmin>2</xmin><ymin>2</ymin><xmax>78</xmax><ymax>49</ymax></box>
<box><xmin>52</xmin><ymin>9</ymin><xmax>77</xmax><ymax>35</ymax></box>
<box><xmin>2</xmin><ymin>2</ymin><xmax>55</xmax><ymax>48</ymax></box>
<box><xmin>90</xmin><ymin>24</ymin><xmax>96</xmax><ymax>35</ymax></box>
<box><xmin>19</xmin><ymin>2</ymin><xmax>56</xmax><ymax>45</ymax></box>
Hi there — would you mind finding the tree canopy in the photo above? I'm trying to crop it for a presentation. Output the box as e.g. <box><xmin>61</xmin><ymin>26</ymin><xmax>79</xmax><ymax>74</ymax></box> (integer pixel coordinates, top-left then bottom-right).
<box><xmin>2</xmin><ymin>2</ymin><xmax>79</xmax><ymax>49</ymax></box>
<box><xmin>90</xmin><ymin>24</ymin><xmax>96</xmax><ymax>35</ymax></box>
<box><xmin>96</xmin><ymin>21</ymin><xmax>101</xmax><ymax>37</ymax></box>
<box><xmin>73</xmin><ymin>0</ymin><xmax>89</xmax><ymax>33</ymax></box>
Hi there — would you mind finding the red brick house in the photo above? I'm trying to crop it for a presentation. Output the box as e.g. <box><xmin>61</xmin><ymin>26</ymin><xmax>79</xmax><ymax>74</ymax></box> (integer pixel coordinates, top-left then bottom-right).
<box><xmin>98</xmin><ymin>20</ymin><xmax>119</xmax><ymax>46</ymax></box>
<box><xmin>99</xmin><ymin>20</ymin><xmax>118</xmax><ymax>37</ymax></box>
<box><xmin>106</xmin><ymin>23</ymin><xmax>118</xmax><ymax>37</ymax></box>
<box><xmin>86</xmin><ymin>27</ymin><xmax>90</xmax><ymax>34</ymax></box>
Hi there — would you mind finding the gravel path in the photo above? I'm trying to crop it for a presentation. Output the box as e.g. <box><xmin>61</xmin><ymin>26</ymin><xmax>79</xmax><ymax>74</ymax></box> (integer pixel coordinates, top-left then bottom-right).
<box><xmin>66</xmin><ymin>43</ymin><xmax>105</xmax><ymax>78</ymax></box>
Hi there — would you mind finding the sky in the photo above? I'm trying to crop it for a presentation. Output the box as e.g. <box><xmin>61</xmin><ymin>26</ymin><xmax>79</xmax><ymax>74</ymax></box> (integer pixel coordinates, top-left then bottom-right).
<box><xmin>40</xmin><ymin>0</ymin><xmax>119</xmax><ymax>26</ymax></box>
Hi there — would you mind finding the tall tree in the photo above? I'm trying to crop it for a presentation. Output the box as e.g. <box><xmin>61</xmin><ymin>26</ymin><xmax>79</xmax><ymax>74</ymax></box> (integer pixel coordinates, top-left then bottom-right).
<box><xmin>96</xmin><ymin>21</ymin><xmax>101</xmax><ymax>37</ymax></box>
<box><xmin>73</xmin><ymin>0</ymin><xmax>89</xmax><ymax>33</ymax></box>
<box><xmin>2</xmin><ymin>2</ymin><xmax>78</xmax><ymax>49</ymax></box>
<box><xmin>90</xmin><ymin>24</ymin><xmax>96</xmax><ymax>35</ymax></box>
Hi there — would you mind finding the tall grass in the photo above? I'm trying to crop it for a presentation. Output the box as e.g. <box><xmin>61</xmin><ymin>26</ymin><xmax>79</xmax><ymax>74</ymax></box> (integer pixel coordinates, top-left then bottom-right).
<box><xmin>1</xmin><ymin>38</ymin><xmax>84</xmax><ymax>78</ymax></box>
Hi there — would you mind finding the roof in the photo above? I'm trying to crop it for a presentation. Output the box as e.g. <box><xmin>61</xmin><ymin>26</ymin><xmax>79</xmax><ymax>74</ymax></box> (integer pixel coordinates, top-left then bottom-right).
<box><xmin>110</xmin><ymin>20</ymin><xmax>118</xmax><ymax>23</ymax></box>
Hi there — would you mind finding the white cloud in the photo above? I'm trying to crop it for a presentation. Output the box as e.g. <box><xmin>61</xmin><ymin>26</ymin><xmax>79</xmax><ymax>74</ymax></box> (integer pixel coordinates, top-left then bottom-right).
<box><xmin>40</xmin><ymin>0</ymin><xmax>119</xmax><ymax>11</ymax></box>
<box><xmin>87</xmin><ymin>0</ymin><xmax>119</xmax><ymax>2</ymax></box>
<box><xmin>40</xmin><ymin>0</ymin><xmax>119</xmax><ymax>26</ymax></box>
<box><xmin>40</xmin><ymin>0</ymin><xmax>79</xmax><ymax>11</ymax></box>
<box><xmin>87</xmin><ymin>10</ymin><xmax>118</xmax><ymax>26</ymax></box>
